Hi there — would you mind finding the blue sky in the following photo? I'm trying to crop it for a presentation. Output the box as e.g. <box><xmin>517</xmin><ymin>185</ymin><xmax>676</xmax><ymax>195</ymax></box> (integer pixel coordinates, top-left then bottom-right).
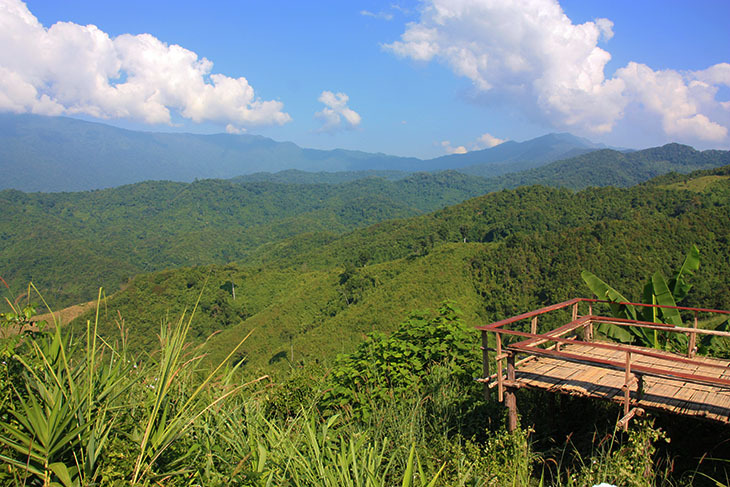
<box><xmin>2</xmin><ymin>0</ymin><xmax>729</xmax><ymax>159</ymax></box>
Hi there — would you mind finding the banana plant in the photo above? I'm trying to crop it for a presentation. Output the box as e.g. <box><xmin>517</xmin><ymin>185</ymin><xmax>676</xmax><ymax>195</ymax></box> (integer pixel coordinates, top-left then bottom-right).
<box><xmin>581</xmin><ymin>245</ymin><xmax>700</xmax><ymax>349</ymax></box>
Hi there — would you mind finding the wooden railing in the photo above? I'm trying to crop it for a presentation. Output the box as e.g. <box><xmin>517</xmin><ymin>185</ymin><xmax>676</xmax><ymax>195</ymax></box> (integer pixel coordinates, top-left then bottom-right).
<box><xmin>476</xmin><ymin>298</ymin><xmax>730</xmax><ymax>430</ymax></box>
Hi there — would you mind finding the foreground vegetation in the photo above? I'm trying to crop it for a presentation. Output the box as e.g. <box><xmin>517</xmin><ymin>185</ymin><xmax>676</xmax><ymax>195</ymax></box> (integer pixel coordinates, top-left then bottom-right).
<box><xmin>2</xmin><ymin>290</ymin><xmax>728</xmax><ymax>486</ymax></box>
<box><xmin>1</xmin><ymin>162</ymin><xmax>729</xmax><ymax>485</ymax></box>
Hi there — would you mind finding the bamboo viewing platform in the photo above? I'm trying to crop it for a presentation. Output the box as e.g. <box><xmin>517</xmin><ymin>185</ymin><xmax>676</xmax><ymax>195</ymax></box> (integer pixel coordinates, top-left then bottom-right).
<box><xmin>476</xmin><ymin>298</ymin><xmax>730</xmax><ymax>431</ymax></box>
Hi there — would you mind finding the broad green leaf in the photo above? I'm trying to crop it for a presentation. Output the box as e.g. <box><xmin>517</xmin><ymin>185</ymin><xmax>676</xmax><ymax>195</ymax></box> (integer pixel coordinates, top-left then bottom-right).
<box><xmin>651</xmin><ymin>272</ymin><xmax>682</xmax><ymax>326</ymax></box>
<box><xmin>596</xmin><ymin>322</ymin><xmax>634</xmax><ymax>344</ymax></box>
<box><xmin>581</xmin><ymin>270</ymin><xmax>636</xmax><ymax>320</ymax></box>
<box><xmin>638</xmin><ymin>281</ymin><xmax>657</xmax><ymax>323</ymax></box>
<box><xmin>668</xmin><ymin>244</ymin><xmax>700</xmax><ymax>303</ymax></box>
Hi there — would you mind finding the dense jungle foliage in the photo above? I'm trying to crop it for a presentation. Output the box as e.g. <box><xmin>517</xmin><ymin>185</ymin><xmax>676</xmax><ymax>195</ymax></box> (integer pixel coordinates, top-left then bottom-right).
<box><xmin>1</xmin><ymin>143</ymin><xmax>727</xmax><ymax>309</ymax></box>
<box><xmin>1</xmin><ymin>289</ymin><xmax>728</xmax><ymax>486</ymax></box>
<box><xmin>11</xmin><ymin>164</ymin><xmax>725</xmax><ymax>375</ymax></box>
<box><xmin>1</xmin><ymin>161</ymin><xmax>729</xmax><ymax>485</ymax></box>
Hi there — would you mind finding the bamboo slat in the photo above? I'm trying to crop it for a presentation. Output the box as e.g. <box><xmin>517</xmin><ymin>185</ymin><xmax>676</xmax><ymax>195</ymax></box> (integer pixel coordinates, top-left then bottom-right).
<box><xmin>512</xmin><ymin>343</ymin><xmax>730</xmax><ymax>424</ymax></box>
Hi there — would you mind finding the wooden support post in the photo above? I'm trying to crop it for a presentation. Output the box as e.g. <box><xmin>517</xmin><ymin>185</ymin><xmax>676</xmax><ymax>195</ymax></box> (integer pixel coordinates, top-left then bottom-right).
<box><xmin>506</xmin><ymin>353</ymin><xmax>518</xmax><ymax>432</ymax></box>
<box><xmin>531</xmin><ymin>316</ymin><xmax>538</xmax><ymax>335</ymax></box>
<box><xmin>623</xmin><ymin>351</ymin><xmax>632</xmax><ymax>431</ymax></box>
<box><xmin>496</xmin><ymin>333</ymin><xmax>504</xmax><ymax>402</ymax></box>
<box><xmin>572</xmin><ymin>302</ymin><xmax>578</xmax><ymax>321</ymax></box>
<box><xmin>588</xmin><ymin>303</ymin><xmax>593</xmax><ymax>316</ymax></box>
<box><xmin>617</xmin><ymin>408</ymin><xmax>644</xmax><ymax>430</ymax></box>
<box><xmin>586</xmin><ymin>320</ymin><xmax>594</xmax><ymax>342</ymax></box>
<box><xmin>636</xmin><ymin>373</ymin><xmax>644</xmax><ymax>400</ymax></box>
<box><xmin>688</xmin><ymin>311</ymin><xmax>698</xmax><ymax>358</ymax></box>
<box><xmin>481</xmin><ymin>331</ymin><xmax>490</xmax><ymax>401</ymax></box>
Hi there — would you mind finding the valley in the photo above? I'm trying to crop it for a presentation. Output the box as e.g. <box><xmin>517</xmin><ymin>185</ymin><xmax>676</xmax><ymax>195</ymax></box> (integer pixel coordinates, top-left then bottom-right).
<box><xmin>2</xmin><ymin>117</ymin><xmax>730</xmax><ymax>486</ymax></box>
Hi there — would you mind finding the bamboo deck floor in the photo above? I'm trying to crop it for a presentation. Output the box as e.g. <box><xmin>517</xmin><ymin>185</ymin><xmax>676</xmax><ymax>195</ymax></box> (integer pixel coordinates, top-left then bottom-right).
<box><xmin>511</xmin><ymin>342</ymin><xmax>730</xmax><ymax>424</ymax></box>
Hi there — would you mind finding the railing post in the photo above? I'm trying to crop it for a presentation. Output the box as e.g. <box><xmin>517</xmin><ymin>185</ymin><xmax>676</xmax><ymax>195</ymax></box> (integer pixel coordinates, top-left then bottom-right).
<box><xmin>623</xmin><ymin>351</ymin><xmax>632</xmax><ymax>431</ymax></box>
<box><xmin>572</xmin><ymin>302</ymin><xmax>578</xmax><ymax>321</ymax></box>
<box><xmin>496</xmin><ymin>332</ymin><xmax>504</xmax><ymax>402</ymax></box>
<box><xmin>481</xmin><ymin>330</ymin><xmax>490</xmax><ymax>401</ymax></box>
<box><xmin>506</xmin><ymin>353</ymin><xmax>518</xmax><ymax>432</ymax></box>
<box><xmin>586</xmin><ymin>320</ymin><xmax>594</xmax><ymax>342</ymax></box>
<box><xmin>688</xmin><ymin>311</ymin><xmax>698</xmax><ymax>358</ymax></box>
<box><xmin>531</xmin><ymin>316</ymin><xmax>538</xmax><ymax>335</ymax></box>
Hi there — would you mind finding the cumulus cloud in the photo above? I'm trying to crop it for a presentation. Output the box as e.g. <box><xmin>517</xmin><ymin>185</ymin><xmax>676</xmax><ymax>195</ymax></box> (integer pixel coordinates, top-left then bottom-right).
<box><xmin>0</xmin><ymin>0</ymin><xmax>291</xmax><ymax>130</ymax></box>
<box><xmin>315</xmin><ymin>91</ymin><xmax>362</xmax><ymax>132</ymax></box>
<box><xmin>385</xmin><ymin>0</ymin><xmax>729</xmax><ymax>143</ymax></box>
<box><xmin>225</xmin><ymin>124</ymin><xmax>246</xmax><ymax>134</ymax></box>
<box><xmin>441</xmin><ymin>132</ymin><xmax>506</xmax><ymax>154</ymax></box>
<box><xmin>441</xmin><ymin>140</ymin><xmax>467</xmax><ymax>154</ymax></box>
<box><xmin>475</xmin><ymin>133</ymin><xmax>507</xmax><ymax>149</ymax></box>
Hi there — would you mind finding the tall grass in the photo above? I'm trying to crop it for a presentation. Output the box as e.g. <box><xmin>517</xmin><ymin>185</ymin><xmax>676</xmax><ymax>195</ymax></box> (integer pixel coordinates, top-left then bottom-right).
<box><xmin>0</xmin><ymin>287</ymin><xmax>450</xmax><ymax>486</ymax></box>
<box><xmin>0</xmin><ymin>285</ymin><xmax>717</xmax><ymax>486</ymax></box>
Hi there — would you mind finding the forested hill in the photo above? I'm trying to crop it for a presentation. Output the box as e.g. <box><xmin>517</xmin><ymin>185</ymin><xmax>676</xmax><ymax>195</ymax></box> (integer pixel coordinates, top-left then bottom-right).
<box><xmin>3</xmin><ymin>147</ymin><xmax>729</xmax><ymax>308</ymax></box>
<box><xmin>438</xmin><ymin>132</ymin><xmax>611</xmax><ymax>177</ymax></box>
<box><xmin>0</xmin><ymin>171</ymin><xmax>494</xmax><ymax>307</ymax></box>
<box><xmin>3</xmin><ymin>113</ymin><xmax>727</xmax><ymax>193</ymax></box>
<box><xmin>231</xmin><ymin>169</ymin><xmax>410</xmax><ymax>184</ymax></box>
<box><xmin>478</xmin><ymin>143</ymin><xmax>730</xmax><ymax>191</ymax></box>
<box><xmin>67</xmin><ymin>166</ymin><xmax>730</xmax><ymax>372</ymax></box>
<box><xmin>232</xmin><ymin>143</ymin><xmax>730</xmax><ymax>194</ymax></box>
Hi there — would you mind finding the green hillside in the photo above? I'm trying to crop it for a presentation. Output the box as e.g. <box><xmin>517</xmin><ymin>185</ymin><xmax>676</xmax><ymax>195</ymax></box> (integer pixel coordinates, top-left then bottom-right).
<box><xmin>2</xmin><ymin>147</ymin><xmax>728</xmax><ymax>311</ymax></box>
<box><xmin>3</xmin><ymin>163</ymin><xmax>730</xmax><ymax>487</ymax></box>
<box><xmin>69</xmin><ymin>168</ymin><xmax>730</xmax><ymax>376</ymax></box>
<box><xmin>0</xmin><ymin>173</ymin><xmax>493</xmax><ymax>307</ymax></box>
<box><xmin>482</xmin><ymin>142</ymin><xmax>730</xmax><ymax>191</ymax></box>
<box><xmin>230</xmin><ymin>168</ymin><xmax>410</xmax><ymax>184</ymax></box>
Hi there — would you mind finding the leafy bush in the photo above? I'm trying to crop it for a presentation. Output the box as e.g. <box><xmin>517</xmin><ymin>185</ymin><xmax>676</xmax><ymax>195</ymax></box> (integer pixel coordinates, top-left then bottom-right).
<box><xmin>322</xmin><ymin>302</ymin><xmax>479</xmax><ymax>421</ymax></box>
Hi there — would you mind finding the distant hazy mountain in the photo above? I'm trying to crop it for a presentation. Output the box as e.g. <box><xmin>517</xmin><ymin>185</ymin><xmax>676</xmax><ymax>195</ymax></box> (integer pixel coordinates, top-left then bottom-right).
<box><xmin>456</xmin><ymin>134</ymin><xmax>628</xmax><ymax>179</ymax></box>
<box><xmin>2</xmin><ymin>113</ymin><xmax>618</xmax><ymax>192</ymax></box>
<box><xmin>0</xmin><ymin>114</ymin><xmax>422</xmax><ymax>192</ymax></box>
<box><xmin>234</xmin><ymin>133</ymin><xmax>615</xmax><ymax>183</ymax></box>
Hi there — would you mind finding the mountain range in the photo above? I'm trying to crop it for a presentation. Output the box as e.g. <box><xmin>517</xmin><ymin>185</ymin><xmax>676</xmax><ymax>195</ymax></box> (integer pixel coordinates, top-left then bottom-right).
<box><xmin>2</xmin><ymin>113</ymin><xmax>615</xmax><ymax>192</ymax></box>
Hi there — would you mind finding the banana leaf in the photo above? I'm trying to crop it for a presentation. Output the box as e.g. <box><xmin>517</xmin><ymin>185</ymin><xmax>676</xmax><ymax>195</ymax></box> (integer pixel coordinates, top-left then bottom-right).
<box><xmin>651</xmin><ymin>272</ymin><xmax>682</xmax><ymax>326</ymax></box>
<box><xmin>668</xmin><ymin>244</ymin><xmax>700</xmax><ymax>303</ymax></box>
<box><xmin>637</xmin><ymin>281</ymin><xmax>659</xmax><ymax>348</ymax></box>
<box><xmin>581</xmin><ymin>270</ymin><xmax>637</xmax><ymax>321</ymax></box>
<box><xmin>581</xmin><ymin>270</ymin><xmax>635</xmax><ymax>343</ymax></box>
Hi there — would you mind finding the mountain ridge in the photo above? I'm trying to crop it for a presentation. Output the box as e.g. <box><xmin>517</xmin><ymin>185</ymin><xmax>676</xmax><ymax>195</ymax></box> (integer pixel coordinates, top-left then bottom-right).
<box><xmin>2</xmin><ymin>113</ymin><xmax>621</xmax><ymax>192</ymax></box>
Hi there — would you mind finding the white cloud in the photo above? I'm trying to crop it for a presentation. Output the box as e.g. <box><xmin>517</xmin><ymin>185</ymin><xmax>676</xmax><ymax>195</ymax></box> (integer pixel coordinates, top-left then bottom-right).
<box><xmin>617</xmin><ymin>62</ymin><xmax>727</xmax><ymax>140</ymax></box>
<box><xmin>441</xmin><ymin>132</ymin><xmax>507</xmax><ymax>154</ymax></box>
<box><xmin>0</xmin><ymin>0</ymin><xmax>291</xmax><ymax>129</ymax></box>
<box><xmin>315</xmin><ymin>91</ymin><xmax>362</xmax><ymax>132</ymax></box>
<box><xmin>225</xmin><ymin>124</ymin><xmax>246</xmax><ymax>134</ymax></box>
<box><xmin>475</xmin><ymin>133</ymin><xmax>506</xmax><ymax>149</ymax></box>
<box><xmin>360</xmin><ymin>9</ymin><xmax>394</xmax><ymax>21</ymax></box>
<box><xmin>692</xmin><ymin>63</ymin><xmax>730</xmax><ymax>87</ymax></box>
<box><xmin>441</xmin><ymin>140</ymin><xmax>467</xmax><ymax>154</ymax></box>
<box><xmin>385</xmin><ymin>0</ymin><xmax>729</xmax><ymax>144</ymax></box>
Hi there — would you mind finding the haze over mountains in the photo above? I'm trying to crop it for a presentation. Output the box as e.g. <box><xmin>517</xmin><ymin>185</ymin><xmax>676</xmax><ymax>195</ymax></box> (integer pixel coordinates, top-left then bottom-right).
<box><xmin>3</xmin><ymin>113</ymin><xmax>618</xmax><ymax>192</ymax></box>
